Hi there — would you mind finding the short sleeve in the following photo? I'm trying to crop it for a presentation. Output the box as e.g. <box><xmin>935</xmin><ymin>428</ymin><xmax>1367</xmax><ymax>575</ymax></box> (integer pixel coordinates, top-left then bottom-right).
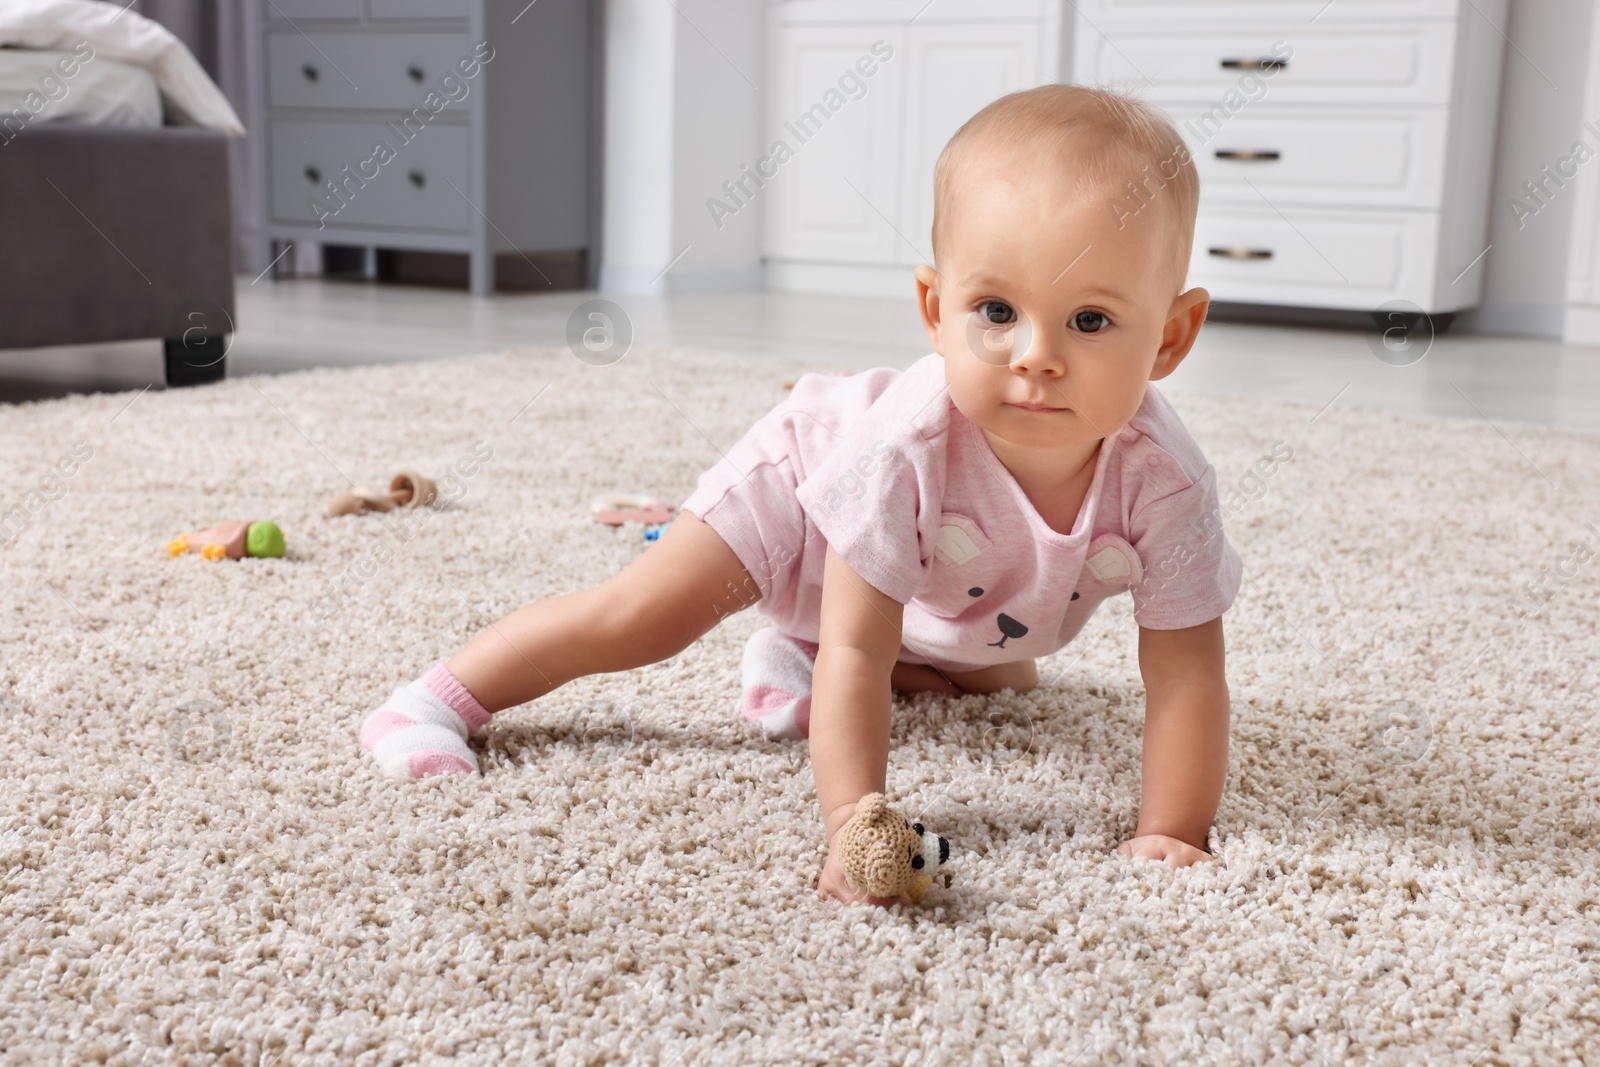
<box><xmin>1127</xmin><ymin>464</ymin><xmax>1243</xmax><ymax>629</ymax></box>
<box><xmin>795</xmin><ymin>430</ymin><xmax>943</xmax><ymax>605</ymax></box>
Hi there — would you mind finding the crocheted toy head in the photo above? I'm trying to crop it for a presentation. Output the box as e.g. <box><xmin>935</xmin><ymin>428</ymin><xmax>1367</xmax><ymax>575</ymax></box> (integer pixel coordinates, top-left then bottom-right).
<box><xmin>835</xmin><ymin>793</ymin><xmax>950</xmax><ymax>904</ymax></box>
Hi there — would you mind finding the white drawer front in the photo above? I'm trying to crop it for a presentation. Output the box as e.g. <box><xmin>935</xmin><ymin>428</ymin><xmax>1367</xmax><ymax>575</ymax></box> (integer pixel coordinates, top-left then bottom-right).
<box><xmin>269</xmin><ymin>119</ymin><xmax>471</xmax><ymax>232</ymax></box>
<box><xmin>1168</xmin><ymin>106</ymin><xmax>1447</xmax><ymax>208</ymax></box>
<box><xmin>1074</xmin><ymin>24</ymin><xmax>1457</xmax><ymax>105</ymax></box>
<box><xmin>1189</xmin><ymin>206</ymin><xmax>1439</xmax><ymax>308</ymax></box>
<box><xmin>267</xmin><ymin>32</ymin><xmax>480</xmax><ymax>112</ymax></box>
<box><xmin>1076</xmin><ymin>0</ymin><xmax>1459</xmax><ymax>21</ymax></box>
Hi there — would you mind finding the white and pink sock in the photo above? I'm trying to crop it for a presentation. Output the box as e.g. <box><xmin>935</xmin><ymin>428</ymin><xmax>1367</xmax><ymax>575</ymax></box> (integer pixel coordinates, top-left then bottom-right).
<box><xmin>740</xmin><ymin>627</ymin><xmax>818</xmax><ymax>740</ymax></box>
<box><xmin>359</xmin><ymin>662</ymin><xmax>492</xmax><ymax>778</ymax></box>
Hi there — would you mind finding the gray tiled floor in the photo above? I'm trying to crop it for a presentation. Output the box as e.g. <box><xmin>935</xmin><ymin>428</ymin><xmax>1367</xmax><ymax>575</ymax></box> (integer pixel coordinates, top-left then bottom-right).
<box><xmin>2</xmin><ymin>278</ymin><xmax>1598</xmax><ymax>432</ymax></box>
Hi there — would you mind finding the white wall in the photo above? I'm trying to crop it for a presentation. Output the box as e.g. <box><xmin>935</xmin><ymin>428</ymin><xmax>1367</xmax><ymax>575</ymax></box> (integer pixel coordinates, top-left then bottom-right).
<box><xmin>599</xmin><ymin>0</ymin><xmax>766</xmax><ymax>294</ymax></box>
<box><xmin>668</xmin><ymin>0</ymin><xmax>766</xmax><ymax>293</ymax></box>
<box><xmin>1562</xmin><ymin>1</ymin><xmax>1600</xmax><ymax>342</ymax></box>
<box><xmin>1458</xmin><ymin>0</ymin><xmax>1597</xmax><ymax>338</ymax></box>
<box><xmin>598</xmin><ymin>0</ymin><xmax>678</xmax><ymax>292</ymax></box>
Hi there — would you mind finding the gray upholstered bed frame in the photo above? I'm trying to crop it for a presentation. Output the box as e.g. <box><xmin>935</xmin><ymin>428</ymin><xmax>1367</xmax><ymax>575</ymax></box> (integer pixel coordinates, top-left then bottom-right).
<box><xmin>0</xmin><ymin>123</ymin><xmax>237</xmax><ymax>386</ymax></box>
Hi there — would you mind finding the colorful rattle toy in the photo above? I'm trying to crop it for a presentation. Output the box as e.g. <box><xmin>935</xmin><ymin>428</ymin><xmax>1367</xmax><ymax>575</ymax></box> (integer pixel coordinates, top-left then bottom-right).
<box><xmin>167</xmin><ymin>520</ymin><xmax>285</xmax><ymax>561</ymax></box>
<box><xmin>590</xmin><ymin>492</ymin><xmax>675</xmax><ymax>527</ymax></box>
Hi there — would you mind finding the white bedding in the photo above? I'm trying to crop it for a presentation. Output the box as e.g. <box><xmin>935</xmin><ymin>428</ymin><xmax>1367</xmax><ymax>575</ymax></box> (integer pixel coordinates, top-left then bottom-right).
<box><xmin>0</xmin><ymin>0</ymin><xmax>243</xmax><ymax>134</ymax></box>
<box><xmin>0</xmin><ymin>47</ymin><xmax>162</xmax><ymax>127</ymax></box>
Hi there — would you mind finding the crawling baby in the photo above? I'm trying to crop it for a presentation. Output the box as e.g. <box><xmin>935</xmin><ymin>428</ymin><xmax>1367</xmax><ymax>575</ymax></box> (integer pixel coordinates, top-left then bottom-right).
<box><xmin>360</xmin><ymin>83</ymin><xmax>1242</xmax><ymax>905</ymax></box>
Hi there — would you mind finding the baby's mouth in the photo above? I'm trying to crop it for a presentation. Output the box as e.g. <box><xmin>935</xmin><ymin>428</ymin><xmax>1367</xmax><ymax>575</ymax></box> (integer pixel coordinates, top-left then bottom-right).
<box><xmin>1009</xmin><ymin>400</ymin><xmax>1071</xmax><ymax>413</ymax></box>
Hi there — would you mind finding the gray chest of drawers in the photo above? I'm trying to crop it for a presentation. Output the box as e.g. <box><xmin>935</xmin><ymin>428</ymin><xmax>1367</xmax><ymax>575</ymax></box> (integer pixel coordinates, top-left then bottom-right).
<box><xmin>245</xmin><ymin>0</ymin><xmax>594</xmax><ymax>295</ymax></box>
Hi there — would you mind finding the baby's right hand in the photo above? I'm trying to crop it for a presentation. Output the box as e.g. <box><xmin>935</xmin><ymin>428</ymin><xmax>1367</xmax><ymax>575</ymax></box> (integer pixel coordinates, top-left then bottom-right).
<box><xmin>815</xmin><ymin>847</ymin><xmax>909</xmax><ymax>908</ymax></box>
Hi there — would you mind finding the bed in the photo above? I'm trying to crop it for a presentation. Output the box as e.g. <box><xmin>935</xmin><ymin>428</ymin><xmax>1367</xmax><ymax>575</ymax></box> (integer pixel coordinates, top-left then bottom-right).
<box><xmin>0</xmin><ymin>1</ymin><xmax>245</xmax><ymax>387</ymax></box>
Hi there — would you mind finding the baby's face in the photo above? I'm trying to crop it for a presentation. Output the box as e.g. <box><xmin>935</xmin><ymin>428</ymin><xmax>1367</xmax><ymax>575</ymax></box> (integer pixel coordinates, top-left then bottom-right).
<box><xmin>918</xmin><ymin>150</ymin><xmax>1205</xmax><ymax>455</ymax></box>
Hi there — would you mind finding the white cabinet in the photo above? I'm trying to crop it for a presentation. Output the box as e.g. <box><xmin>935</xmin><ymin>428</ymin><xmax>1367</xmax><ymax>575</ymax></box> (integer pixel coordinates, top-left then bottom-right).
<box><xmin>764</xmin><ymin>1</ymin><xmax>1064</xmax><ymax>296</ymax></box>
<box><xmin>1073</xmin><ymin>0</ymin><xmax>1508</xmax><ymax>316</ymax></box>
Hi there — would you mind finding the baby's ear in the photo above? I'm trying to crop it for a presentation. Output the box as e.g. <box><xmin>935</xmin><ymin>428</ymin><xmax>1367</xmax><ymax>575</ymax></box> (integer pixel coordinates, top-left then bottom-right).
<box><xmin>914</xmin><ymin>264</ymin><xmax>944</xmax><ymax>353</ymax></box>
<box><xmin>1150</xmin><ymin>286</ymin><xmax>1209</xmax><ymax>381</ymax></box>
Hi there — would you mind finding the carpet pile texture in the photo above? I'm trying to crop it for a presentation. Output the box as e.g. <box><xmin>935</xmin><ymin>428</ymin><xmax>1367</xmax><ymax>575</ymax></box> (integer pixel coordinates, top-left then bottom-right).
<box><xmin>1</xmin><ymin>346</ymin><xmax>1597</xmax><ymax>1065</ymax></box>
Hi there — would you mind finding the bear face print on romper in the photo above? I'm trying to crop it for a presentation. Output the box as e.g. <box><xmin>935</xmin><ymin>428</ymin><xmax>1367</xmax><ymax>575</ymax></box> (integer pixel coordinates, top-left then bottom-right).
<box><xmin>885</xmin><ymin>418</ymin><xmax>1167</xmax><ymax>671</ymax></box>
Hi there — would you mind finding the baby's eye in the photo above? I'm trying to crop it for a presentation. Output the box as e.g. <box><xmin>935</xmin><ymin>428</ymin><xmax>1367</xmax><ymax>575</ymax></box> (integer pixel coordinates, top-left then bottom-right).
<box><xmin>1073</xmin><ymin>310</ymin><xmax>1111</xmax><ymax>333</ymax></box>
<box><xmin>976</xmin><ymin>300</ymin><xmax>1016</xmax><ymax>326</ymax></box>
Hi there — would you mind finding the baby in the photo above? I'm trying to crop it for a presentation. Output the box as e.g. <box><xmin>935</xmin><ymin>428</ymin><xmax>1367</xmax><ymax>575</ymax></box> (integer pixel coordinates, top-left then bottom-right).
<box><xmin>359</xmin><ymin>84</ymin><xmax>1242</xmax><ymax>904</ymax></box>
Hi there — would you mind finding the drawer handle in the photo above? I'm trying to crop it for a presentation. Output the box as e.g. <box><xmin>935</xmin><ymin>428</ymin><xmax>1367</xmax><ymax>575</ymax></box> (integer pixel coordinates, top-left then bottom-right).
<box><xmin>1208</xmin><ymin>246</ymin><xmax>1274</xmax><ymax>260</ymax></box>
<box><xmin>408</xmin><ymin>170</ymin><xmax>426</xmax><ymax>188</ymax></box>
<box><xmin>1220</xmin><ymin>57</ymin><xmax>1287</xmax><ymax>72</ymax></box>
<box><xmin>407</xmin><ymin>64</ymin><xmax>425</xmax><ymax>83</ymax></box>
<box><xmin>1214</xmin><ymin>149</ymin><xmax>1281</xmax><ymax>161</ymax></box>
<box><xmin>304</xmin><ymin>165</ymin><xmax>322</xmax><ymax>184</ymax></box>
<box><xmin>301</xmin><ymin>63</ymin><xmax>319</xmax><ymax>82</ymax></box>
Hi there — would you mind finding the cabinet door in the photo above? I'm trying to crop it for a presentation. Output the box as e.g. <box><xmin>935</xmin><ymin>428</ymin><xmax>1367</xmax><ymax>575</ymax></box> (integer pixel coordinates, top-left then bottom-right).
<box><xmin>898</xmin><ymin>21</ymin><xmax>1046</xmax><ymax>267</ymax></box>
<box><xmin>763</xmin><ymin>26</ymin><xmax>906</xmax><ymax>263</ymax></box>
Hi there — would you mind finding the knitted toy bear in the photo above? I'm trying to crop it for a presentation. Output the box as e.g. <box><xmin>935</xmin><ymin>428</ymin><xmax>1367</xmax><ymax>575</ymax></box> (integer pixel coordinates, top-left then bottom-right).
<box><xmin>835</xmin><ymin>792</ymin><xmax>950</xmax><ymax>904</ymax></box>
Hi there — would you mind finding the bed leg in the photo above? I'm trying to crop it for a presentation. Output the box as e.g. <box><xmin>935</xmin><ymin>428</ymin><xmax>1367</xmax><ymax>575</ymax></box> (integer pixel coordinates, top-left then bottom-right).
<box><xmin>163</xmin><ymin>336</ymin><xmax>229</xmax><ymax>387</ymax></box>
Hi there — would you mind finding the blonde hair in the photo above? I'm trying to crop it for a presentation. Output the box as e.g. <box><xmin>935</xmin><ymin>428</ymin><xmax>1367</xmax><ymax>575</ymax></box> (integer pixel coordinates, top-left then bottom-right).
<box><xmin>931</xmin><ymin>83</ymin><xmax>1200</xmax><ymax>293</ymax></box>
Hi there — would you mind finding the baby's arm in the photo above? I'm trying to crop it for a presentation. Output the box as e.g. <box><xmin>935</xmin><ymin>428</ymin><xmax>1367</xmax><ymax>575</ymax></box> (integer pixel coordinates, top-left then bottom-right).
<box><xmin>810</xmin><ymin>543</ymin><xmax>909</xmax><ymax>906</ymax></box>
<box><xmin>1116</xmin><ymin>615</ymin><xmax>1230</xmax><ymax>868</ymax></box>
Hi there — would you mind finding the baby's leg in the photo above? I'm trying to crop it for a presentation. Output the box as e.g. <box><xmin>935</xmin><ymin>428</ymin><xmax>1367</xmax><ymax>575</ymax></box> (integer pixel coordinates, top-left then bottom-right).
<box><xmin>738</xmin><ymin>643</ymin><xmax>1040</xmax><ymax>741</ymax></box>
<box><xmin>890</xmin><ymin>658</ymin><xmax>1038</xmax><ymax>697</ymax></box>
<box><xmin>447</xmin><ymin>513</ymin><xmax>756</xmax><ymax>709</ymax></box>
<box><xmin>361</xmin><ymin>513</ymin><xmax>757</xmax><ymax>777</ymax></box>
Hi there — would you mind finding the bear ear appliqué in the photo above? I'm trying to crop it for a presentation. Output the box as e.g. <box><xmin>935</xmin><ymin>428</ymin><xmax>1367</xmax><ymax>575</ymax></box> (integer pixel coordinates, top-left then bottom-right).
<box><xmin>934</xmin><ymin>513</ymin><xmax>991</xmax><ymax>566</ymax></box>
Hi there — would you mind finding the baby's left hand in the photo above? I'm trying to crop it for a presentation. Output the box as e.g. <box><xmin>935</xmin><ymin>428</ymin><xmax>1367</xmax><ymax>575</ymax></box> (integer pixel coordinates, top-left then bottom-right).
<box><xmin>1114</xmin><ymin>834</ymin><xmax>1216</xmax><ymax>869</ymax></box>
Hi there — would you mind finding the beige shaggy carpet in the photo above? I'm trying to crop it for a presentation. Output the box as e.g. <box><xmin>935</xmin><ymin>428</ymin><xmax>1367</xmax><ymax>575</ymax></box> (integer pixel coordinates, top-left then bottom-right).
<box><xmin>1</xmin><ymin>345</ymin><xmax>1597</xmax><ymax>1066</ymax></box>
